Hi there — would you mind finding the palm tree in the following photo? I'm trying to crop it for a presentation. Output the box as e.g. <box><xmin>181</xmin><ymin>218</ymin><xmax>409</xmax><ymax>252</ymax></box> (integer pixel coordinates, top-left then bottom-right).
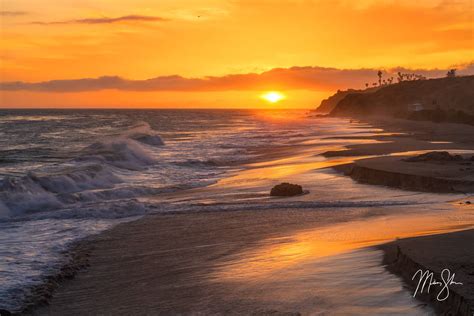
<box><xmin>397</xmin><ymin>72</ymin><xmax>403</xmax><ymax>83</ymax></box>
<box><xmin>377</xmin><ymin>70</ymin><xmax>383</xmax><ymax>86</ymax></box>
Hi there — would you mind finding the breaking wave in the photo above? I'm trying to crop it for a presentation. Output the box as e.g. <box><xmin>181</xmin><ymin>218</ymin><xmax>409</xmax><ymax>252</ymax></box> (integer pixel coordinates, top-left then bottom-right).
<box><xmin>0</xmin><ymin>125</ymin><xmax>164</xmax><ymax>219</ymax></box>
<box><xmin>80</xmin><ymin>139</ymin><xmax>156</xmax><ymax>170</ymax></box>
<box><xmin>124</xmin><ymin>122</ymin><xmax>165</xmax><ymax>147</ymax></box>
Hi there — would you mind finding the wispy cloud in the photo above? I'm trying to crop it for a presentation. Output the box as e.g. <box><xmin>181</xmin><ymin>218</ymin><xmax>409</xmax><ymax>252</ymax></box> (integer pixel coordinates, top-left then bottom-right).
<box><xmin>2</xmin><ymin>64</ymin><xmax>473</xmax><ymax>93</ymax></box>
<box><xmin>31</xmin><ymin>15</ymin><xmax>167</xmax><ymax>25</ymax></box>
<box><xmin>0</xmin><ymin>11</ymin><xmax>28</xmax><ymax>16</ymax></box>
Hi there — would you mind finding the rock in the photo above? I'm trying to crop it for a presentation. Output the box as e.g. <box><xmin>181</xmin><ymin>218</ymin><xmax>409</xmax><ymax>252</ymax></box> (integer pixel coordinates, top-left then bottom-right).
<box><xmin>404</xmin><ymin>151</ymin><xmax>463</xmax><ymax>162</ymax></box>
<box><xmin>0</xmin><ymin>310</ymin><xmax>12</xmax><ymax>316</ymax></box>
<box><xmin>270</xmin><ymin>183</ymin><xmax>303</xmax><ymax>197</ymax></box>
<box><xmin>466</xmin><ymin>201</ymin><xmax>471</xmax><ymax>204</ymax></box>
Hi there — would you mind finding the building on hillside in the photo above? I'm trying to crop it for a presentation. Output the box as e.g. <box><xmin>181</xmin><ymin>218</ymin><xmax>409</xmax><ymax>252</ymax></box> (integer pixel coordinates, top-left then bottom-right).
<box><xmin>408</xmin><ymin>102</ymin><xmax>424</xmax><ymax>112</ymax></box>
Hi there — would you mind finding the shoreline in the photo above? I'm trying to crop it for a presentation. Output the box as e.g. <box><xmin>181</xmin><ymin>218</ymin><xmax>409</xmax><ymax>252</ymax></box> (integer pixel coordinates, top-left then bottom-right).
<box><xmin>25</xmin><ymin>206</ymin><xmax>473</xmax><ymax>315</ymax></box>
<box><xmin>334</xmin><ymin>156</ymin><xmax>474</xmax><ymax>194</ymax></box>
<box><xmin>16</xmin><ymin>117</ymin><xmax>474</xmax><ymax>315</ymax></box>
<box><xmin>332</xmin><ymin>117</ymin><xmax>474</xmax><ymax>315</ymax></box>
<box><xmin>28</xmin><ymin>208</ymin><xmax>367</xmax><ymax>315</ymax></box>
<box><xmin>25</xmin><ymin>205</ymin><xmax>474</xmax><ymax>315</ymax></box>
<box><xmin>18</xmin><ymin>236</ymin><xmax>94</xmax><ymax>315</ymax></box>
<box><xmin>327</xmin><ymin>117</ymin><xmax>474</xmax><ymax>193</ymax></box>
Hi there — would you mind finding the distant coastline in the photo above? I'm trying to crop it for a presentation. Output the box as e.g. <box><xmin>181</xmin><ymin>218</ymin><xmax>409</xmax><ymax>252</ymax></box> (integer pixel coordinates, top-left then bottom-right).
<box><xmin>316</xmin><ymin>75</ymin><xmax>474</xmax><ymax>126</ymax></box>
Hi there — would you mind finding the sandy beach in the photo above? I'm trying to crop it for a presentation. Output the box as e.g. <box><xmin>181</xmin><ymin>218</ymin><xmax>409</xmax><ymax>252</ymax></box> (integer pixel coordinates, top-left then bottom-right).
<box><xmin>31</xmin><ymin>206</ymin><xmax>474</xmax><ymax>315</ymax></box>
<box><xmin>30</xmin><ymin>209</ymin><xmax>359</xmax><ymax>315</ymax></box>
<box><xmin>18</xmin><ymin>117</ymin><xmax>473</xmax><ymax>315</ymax></box>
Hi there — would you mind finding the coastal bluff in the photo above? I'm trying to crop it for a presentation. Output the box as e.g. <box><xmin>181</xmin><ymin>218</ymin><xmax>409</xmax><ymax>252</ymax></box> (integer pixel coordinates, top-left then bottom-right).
<box><xmin>318</xmin><ymin>76</ymin><xmax>474</xmax><ymax>123</ymax></box>
<box><xmin>314</xmin><ymin>87</ymin><xmax>378</xmax><ymax>113</ymax></box>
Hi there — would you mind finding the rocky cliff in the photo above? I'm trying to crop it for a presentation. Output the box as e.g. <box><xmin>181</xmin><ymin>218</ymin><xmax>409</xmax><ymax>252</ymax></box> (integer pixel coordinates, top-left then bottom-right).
<box><xmin>328</xmin><ymin>76</ymin><xmax>474</xmax><ymax>119</ymax></box>
<box><xmin>315</xmin><ymin>87</ymin><xmax>378</xmax><ymax>113</ymax></box>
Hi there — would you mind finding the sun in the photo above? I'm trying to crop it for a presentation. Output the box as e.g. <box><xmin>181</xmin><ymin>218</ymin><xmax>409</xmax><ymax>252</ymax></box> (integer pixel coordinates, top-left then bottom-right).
<box><xmin>261</xmin><ymin>91</ymin><xmax>285</xmax><ymax>103</ymax></box>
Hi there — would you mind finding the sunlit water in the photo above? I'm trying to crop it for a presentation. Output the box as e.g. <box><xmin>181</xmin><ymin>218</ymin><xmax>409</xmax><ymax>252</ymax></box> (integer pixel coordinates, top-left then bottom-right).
<box><xmin>0</xmin><ymin>109</ymin><xmax>472</xmax><ymax>313</ymax></box>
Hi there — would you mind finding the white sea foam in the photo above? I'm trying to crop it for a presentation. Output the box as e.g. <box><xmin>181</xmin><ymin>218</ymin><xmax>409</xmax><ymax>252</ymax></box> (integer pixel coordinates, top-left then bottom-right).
<box><xmin>0</xmin><ymin>176</ymin><xmax>64</xmax><ymax>217</ymax></box>
<box><xmin>32</xmin><ymin>164</ymin><xmax>121</xmax><ymax>194</ymax></box>
<box><xmin>126</xmin><ymin>122</ymin><xmax>165</xmax><ymax>146</ymax></box>
<box><xmin>81</xmin><ymin>138</ymin><xmax>156</xmax><ymax>170</ymax></box>
<box><xmin>0</xmin><ymin>124</ymin><xmax>164</xmax><ymax>220</ymax></box>
<box><xmin>0</xmin><ymin>163</ymin><xmax>126</xmax><ymax>217</ymax></box>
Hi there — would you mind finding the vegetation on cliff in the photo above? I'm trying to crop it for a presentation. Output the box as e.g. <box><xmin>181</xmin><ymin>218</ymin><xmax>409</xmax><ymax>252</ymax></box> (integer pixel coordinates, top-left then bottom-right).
<box><xmin>314</xmin><ymin>88</ymin><xmax>378</xmax><ymax>113</ymax></box>
<box><xmin>322</xmin><ymin>75</ymin><xmax>474</xmax><ymax>125</ymax></box>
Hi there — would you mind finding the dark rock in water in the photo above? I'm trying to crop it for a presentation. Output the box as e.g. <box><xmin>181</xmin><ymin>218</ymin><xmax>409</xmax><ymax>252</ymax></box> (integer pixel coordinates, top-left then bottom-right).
<box><xmin>270</xmin><ymin>182</ymin><xmax>303</xmax><ymax>196</ymax></box>
<box><xmin>466</xmin><ymin>201</ymin><xmax>471</xmax><ymax>204</ymax></box>
<box><xmin>404</xmin><ymin>151</ymin><xmax>463</xmax><ymax>162</ymax></box>
<box><xmin>0</xmin><ymin>309</ymin><xmax>12</xmax><ymax>316</ymax></box>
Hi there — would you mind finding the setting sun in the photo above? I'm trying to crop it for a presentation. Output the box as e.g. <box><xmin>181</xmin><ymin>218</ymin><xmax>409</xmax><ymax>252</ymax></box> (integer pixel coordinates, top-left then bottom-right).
<box><xmin>261</xmin><ymin>91</ymin><xmax>285</xmax><ymax>103</ymax></box>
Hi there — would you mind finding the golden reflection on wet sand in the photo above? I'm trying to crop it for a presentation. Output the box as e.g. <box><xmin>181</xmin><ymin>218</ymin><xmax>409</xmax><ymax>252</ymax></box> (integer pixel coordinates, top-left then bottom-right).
<box><xmin>214</xmin><ymin>204</ymin><xmax>474</xmax><ymax>281</ymax></box>
<box><xmin>216</xmin><ymin>153</ymin><xmax>370</xmax><ymax>186</ymax></box>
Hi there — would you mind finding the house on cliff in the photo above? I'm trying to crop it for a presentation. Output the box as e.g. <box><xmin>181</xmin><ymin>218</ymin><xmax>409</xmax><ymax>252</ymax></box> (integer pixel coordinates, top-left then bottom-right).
<box><xmin>408</xmin><ymin>102</ymin><xmax>424</xmax><ymax>112</ymax></box>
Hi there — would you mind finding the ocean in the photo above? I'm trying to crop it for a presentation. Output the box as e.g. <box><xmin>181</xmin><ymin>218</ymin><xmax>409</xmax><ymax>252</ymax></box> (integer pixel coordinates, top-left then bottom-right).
<box><xmin>0</xmin><ymin>109</ymin><xmax>470</xmax><ymax>313</ymax></box>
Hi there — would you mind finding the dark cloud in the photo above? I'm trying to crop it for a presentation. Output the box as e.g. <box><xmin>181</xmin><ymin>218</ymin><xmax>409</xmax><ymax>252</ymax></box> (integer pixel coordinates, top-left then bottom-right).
<box><xmin>2</xmin><ymin>64</ymin><xmax>473</xmax><ymax>93</ymax></box>
<box><xmin>0</xmin><ymin>11</ymin><xmax>28</xmax><ymax>16</ymax></box>
<box><xmin>31</xmin><ymin>15</ymin><xmax>167</xmax><ymax>25</ymax></box>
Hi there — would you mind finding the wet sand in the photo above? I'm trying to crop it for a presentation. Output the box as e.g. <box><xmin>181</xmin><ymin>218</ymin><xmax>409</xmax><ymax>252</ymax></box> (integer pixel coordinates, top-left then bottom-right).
<box><xmin>31</xmin><ymin>209</ymin><xmax>361</xmax><ymax>315</ymax></box>
<box><xmin>28</xmin><ymin>117</ymin><xmax>474</xmax><ymax>315</ymax></box>
<box><xmin>326</xmin><ymin>118</ymin><xmax>474</xmax><ymax>193</ymax></box>
<box><xmin>328</xmin><ymin>118</ymin><xmax>474</xmax><ymax>314</ymax></box>
<box><xmin>323</xmin><ymin>118</ymin><xmax>474</xmax><ymax>158</ymax></box>
<box><xmin>380</xmin><ymin>229</ymin><xmax>474</xmax><ymax>315</ymax></box>
<box><xmin>31</xmin><ymin>205</ymin><xmax>474</xmax><ymax>315</ymax></box>
<box><xmin>336</xmin><ymin>155</ymin><xmax>474</xmax><ymax>193</ymax></box>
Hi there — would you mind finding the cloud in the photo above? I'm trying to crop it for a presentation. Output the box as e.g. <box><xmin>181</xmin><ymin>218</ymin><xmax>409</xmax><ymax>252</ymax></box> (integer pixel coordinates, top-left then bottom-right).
<box><xmin>2</xmin><ymin>64</ymin><xmax>473</xmax><ymax>93</ymax></box>
<box><xmin>0</xmin><ymin>11</ymin><xmax>28</xmax><ymax>16</ymax></box>
<box><xmin>31</xmin><ymin>15</ymin><xmax>167</xmax><ymax>25</ymax></box>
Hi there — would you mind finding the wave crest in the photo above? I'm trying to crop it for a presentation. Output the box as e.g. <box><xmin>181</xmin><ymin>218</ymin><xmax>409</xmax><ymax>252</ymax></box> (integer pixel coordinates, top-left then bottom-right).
<box><xmin>80</xmin><ymin>139</ymin><xmax>155</xmax><ymax>170</ymax></box>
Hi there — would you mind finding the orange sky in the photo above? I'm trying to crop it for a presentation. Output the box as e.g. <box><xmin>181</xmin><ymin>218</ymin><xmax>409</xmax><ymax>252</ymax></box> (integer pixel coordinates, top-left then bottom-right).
<box><xmin>1</xmin><ymin>0</ymin><xmax>473</xmax><ymax>108</ymax></box>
